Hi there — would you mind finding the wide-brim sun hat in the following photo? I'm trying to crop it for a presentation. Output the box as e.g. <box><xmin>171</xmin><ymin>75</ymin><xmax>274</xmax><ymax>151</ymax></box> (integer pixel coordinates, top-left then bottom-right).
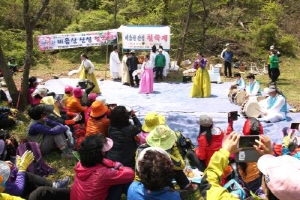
<box><xmin>257</xmin><ymin>154</ymin><xmax>300</xmax><ymax>200</ymax></box>
<box><xmin>142</xmin><ymin>112</ymin><xmax>160</xmax><ymax>133</ymax></box>
<box><xmin>102</xmin><ymin>137</ymin><xmax>113</xmax><ymax>152</ymax></box>
<box><xmin>90</xmin><ymin>101</ymin><xmax>108</xmax><ymax>118</ymax></box>
<box><xmin>146</xmin><ymin>125</ymin><xmax>176</xmax><ymax>150</ymax></box>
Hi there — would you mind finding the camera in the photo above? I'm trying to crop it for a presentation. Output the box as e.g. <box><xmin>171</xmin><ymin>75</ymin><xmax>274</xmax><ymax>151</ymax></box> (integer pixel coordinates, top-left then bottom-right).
<box><xmin>228</xmin><ymin>111</ymin><xmax>239</xmax><ymax>122</ymax></box>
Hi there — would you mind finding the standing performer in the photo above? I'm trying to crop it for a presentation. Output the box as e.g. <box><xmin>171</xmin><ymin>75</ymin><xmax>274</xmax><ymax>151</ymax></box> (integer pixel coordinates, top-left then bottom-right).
<box><xmin>139</xmin><ymin>55</ymin><xmax>154</xmax><ymax>94</ymax></box>
<box><xmin>190</xmin><ymin>53</ymin><xmax>211</xmax><ymax>98</ymax></box>
<box><xmin>126</xmin><ymin>50</ymin><xmax>139</xmax><ymax>87</ymax></box>
<box><xmin>109</xmin><ymin>45</ymin><xmax>121</xmax><ymax>80</ymax></box>
<box><xmin>220</xmin><ymin>43</ymin><xmax>233</xmax><ymax>77</ymax></box>
<box><xmin>121</xmin><ymin>50</ymin><xmax>130</xmax><ymax>85</ymax></box>
<box><xmin>159</xmin><ymin>45</ymin><xmax>170</xmax><ymax>78</ymax></box>
<box><xmin>77</xmin><ymin>54</ymin><xmax>100</xmax><ymax>94</ymax></box>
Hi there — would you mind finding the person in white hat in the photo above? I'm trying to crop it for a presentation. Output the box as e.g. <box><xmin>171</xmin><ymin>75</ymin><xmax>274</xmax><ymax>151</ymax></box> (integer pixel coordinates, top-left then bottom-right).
<box><xmin>220</xmin><ymin>43</ymin><xmax>234</xmax><ymax>77</ymax></box>
<box><xmin>258</xmin><ymin>84</ymin><xmax>287</xmax><ymax>122</ymax></box>
<box><xmin>267</xmin><ymin>45</ymin><xmax>281</xmax><ymax>79</ymax></box>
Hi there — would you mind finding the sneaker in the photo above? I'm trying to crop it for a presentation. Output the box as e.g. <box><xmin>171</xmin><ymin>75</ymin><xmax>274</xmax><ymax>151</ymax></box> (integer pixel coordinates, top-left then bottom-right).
<box><xmin>185</xmin><ymin>183</ymin><xmax>198</xmax><ymax>194</ymax></box>
<box><xmin>53</xmin><ymin>176</ymin><xmax>70</xmax><ymax>188</ymax></box>
<box><xmin>61</xmin><ymin>148</ymin><xmax>74</xmax><ymax>158</ymax></box>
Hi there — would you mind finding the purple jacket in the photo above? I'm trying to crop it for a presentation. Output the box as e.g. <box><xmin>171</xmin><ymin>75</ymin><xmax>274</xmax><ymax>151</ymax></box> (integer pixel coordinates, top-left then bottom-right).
<box><xmin>4</xmin><ymin>168</ymin><xmax>26</xmax><ymax>196</ymax></box>
<box><xmin>28</xmin><ymin>118</ymin><xmax>67</xmax><ymax>136</ymax></box>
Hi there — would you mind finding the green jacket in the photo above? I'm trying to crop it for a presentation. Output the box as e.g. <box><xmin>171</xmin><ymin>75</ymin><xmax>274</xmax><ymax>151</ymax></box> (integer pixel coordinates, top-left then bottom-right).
<box><xmin>155</xmin><ymin>54</ymin><xmax>166</xmax><ymax>68</ymax></box>
<box><xmin>269</xmin><ymin>54</ymin><xmax>279</xmax><ymax>69</ymax></box>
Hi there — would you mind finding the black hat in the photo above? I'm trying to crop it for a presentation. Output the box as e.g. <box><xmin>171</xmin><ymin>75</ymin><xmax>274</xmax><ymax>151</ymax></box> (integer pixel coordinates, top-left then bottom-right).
<box><xmin>234</xmin><ymin>72</ymin><xmax>241</xmax><ymax>77</ymax></box>
<box><xmin>28</xmin><ymin>76</ymin><xmax>37</xmax><ymax>83</ymax></box>
<box><xmin>28</xmin><ymin>104</ymin><xmax>54</xmax><ymax>120</ymax></box>
<box><xmin>246</xmin><ymin>73</ymin><xmax>255</xmax><ymax>79</ymax></box>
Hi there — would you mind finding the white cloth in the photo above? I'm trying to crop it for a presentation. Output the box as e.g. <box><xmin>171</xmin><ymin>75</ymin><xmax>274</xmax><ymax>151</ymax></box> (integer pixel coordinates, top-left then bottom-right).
<box><xmin>246</xmin><ymin>80</ymin><xmax>261</xmax><ymax>97</ymax></box>
<box><xmin>142</xmin><ymin>60</ymin><xmax>152</xmax><ymax>70</ymax></box>
<box><xmin>234</xmin><ymin>77</ymin><xmax>246</xmax><ymax>91</ymax></box>
<box><xmin>150</xmin><ymin>52</ymin><xmax>157</xmax><ymax>68</ymax></box>
<box><xmin>79</xmin><ymin>59</ymin><xmax>94</xmax><ymax>75</ymax></box>
<box><xmin>162</xmin><ymin>50</ymin><xmax>170</xmax><ymax>77</ymax></box>
<box><xmin>109</xmin><ymin>51</ymin><xmax>121</xmax><ymax>78</ymax></box>
<box><xmin>122</xmin><ymin>55</ymin><xmax>130</xmax><ymax>83</ymax></box>
<box><xmin>259</xmin><ymin>94</ymin><xmax>286</xmax><ymax>123</ymax></box>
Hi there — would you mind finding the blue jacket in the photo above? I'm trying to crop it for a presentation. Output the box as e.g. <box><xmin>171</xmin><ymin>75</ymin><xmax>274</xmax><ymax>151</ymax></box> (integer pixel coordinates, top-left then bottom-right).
<box><xmin>221</xmin><ymin>49</ymin><xmax>233</xmax><ymax>63</ymax></box>
<box><xmin>127</xmin><ymin>181</ymin><xmax>180</xmax><ymax>200</ymax></box>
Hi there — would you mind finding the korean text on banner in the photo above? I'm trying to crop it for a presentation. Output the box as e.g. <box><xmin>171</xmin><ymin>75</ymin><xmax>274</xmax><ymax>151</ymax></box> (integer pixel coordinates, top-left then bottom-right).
<box><xmin>118</xmin><ymin>26</ymin><xmax>171</xmax><ymax>50</ymax></box>
<box><xmin>37</xmin><ymin>30</ymin><xmax>118</xmax><ymax>50</ymax></box>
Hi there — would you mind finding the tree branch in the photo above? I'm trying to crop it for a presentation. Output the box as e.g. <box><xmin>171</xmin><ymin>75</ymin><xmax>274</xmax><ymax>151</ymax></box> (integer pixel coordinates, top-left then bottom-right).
<box><xmin>31</xmin><ymin>0</ymin><xmax>50</xmax><ymax>27</ymax></box>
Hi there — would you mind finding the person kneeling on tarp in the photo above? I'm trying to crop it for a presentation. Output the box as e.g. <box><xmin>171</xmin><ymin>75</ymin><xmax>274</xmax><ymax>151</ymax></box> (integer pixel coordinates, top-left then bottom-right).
<box><xmin>258</xmin><ymin>84</ymin><xmax>287</xmax><ymax>123</ymax></box>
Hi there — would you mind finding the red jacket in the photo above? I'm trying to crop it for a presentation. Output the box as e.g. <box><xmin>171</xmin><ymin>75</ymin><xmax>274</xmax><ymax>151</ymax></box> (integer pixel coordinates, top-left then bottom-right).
<box><xmin>195</xmin><ymin>127</ymin><xmax>224</xmax><ymax>166</ymax></box>
<box><xmin>71</xmin><ymin>158</ymin><xmax>134</xmax><ymax>200</ymax></box>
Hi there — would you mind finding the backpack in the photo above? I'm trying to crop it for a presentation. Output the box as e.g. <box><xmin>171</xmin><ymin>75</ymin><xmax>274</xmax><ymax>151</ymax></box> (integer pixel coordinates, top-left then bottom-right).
<box><xmin>16</xmin><ymin>142</ymin><xmax>56</xmax><ymax>177</ymax></box>
<box><xmin>0</xmin><ymin>130</ymin><xmax>18</xmax><ymax>161</ymax></box>
<box><xmin>174</xmin><ymin>131</ymin><xmax>195</xmax><ymax>158</ymax></box>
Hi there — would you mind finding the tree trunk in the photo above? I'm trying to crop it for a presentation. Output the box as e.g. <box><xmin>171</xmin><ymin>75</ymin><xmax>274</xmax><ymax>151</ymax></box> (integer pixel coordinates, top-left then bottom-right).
<box><xmin>162</xmin><ymin>0</ymin><xmax>169</xmax><ymax>25</ymax></box>
<box><xmin>113</xmin><ymin>0</ymin><xmax>118</xmax><ymax>28</ymax></box>
<box><xmin>177</xmin><ymin>0</ymin><xmax>193</xmax><ymax>66</ymax></box>
<box><xmin>17</xmin><ymin>0</ymin><xmax>50</xmax><ymax>111</ymax></box>
<box><xmin>199</xmin><ymin>0</ymin><xmax>209</xmax><ymax>47</ymax></box>
<box><xmin>0</xmin><ymin>45</ymin><xmax>19</xmax><ymax>106</ymax></box>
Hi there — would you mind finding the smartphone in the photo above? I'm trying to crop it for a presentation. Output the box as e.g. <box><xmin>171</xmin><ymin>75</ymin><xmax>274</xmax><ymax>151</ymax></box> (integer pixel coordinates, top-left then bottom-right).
<box><xmin>238</xmin><ymin>135</ymin><xmax>259</xmax><ymax>149</ymax></box>
<box><xmin>228</xmin><ymin>111</ymin><xmax>238</xmax><ymax>122</ymax></box>
<box><xmin>291</xmin><ymin>123</ymin><xmax>300</xmax><ymax>130</ymax></box>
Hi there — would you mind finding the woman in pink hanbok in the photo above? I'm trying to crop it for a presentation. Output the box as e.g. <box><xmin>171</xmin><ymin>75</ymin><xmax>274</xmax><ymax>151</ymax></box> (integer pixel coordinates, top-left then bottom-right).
<box><xmin>139</xmin><ymin>55</ymin><xmax>153</xmax><ymax>94</ymax></box>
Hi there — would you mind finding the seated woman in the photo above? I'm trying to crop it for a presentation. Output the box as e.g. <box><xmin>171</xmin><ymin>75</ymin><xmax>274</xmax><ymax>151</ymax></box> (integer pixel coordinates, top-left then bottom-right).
<box><xmin>0</xmin><ymin>107</ymin><xmax>20</xmax><ymax>129</ymax></box>
<box><xmin>2</xmin><ymin>152</ymin><xmax>69</xmax><ymax>199</ymax></box>
<box><xmin>139</xmin><ymin>111</ymin><xmax>165</xmax><ymax>145</ymax></box>
<box><xmin>237</xmin><ymin>117</ymin><xmax>264</xmax><ymax>196</ymax></box>
<box><xmin>40</xmin><ymin>95</ymin><xmax>81</xmax><ymax>126</ymax></box>
<box><xmin>200</xmin><ymin>132</ymin><xmax>300</xmax><ymax>200</ymax></box>
<box><xmin>187</xmin><ymin>114</ymin><xmax>224</xmax><ymax>172</ymax></box>
<box><xmin>107</xmin><ymin>106</ymin><xmax>142</xmax><ymax>169</ymax></box>
<box><xmin>128</xmin><ymin>147</ymin><xmax>181</xmax><ymax>200</ymax></box>
<box><xmin>86</xmin><ymin>101</ymin><xmax>109</xmax><ymax>137</ymax></box>
<box><xmin>71</xmin><ymin>134</ymin><xmax>134</xmax><ymax>200</ymax></box>
<box><xmin>137</xmin><ymin>125</ymin><xmax>198</xmax><ymax>193</ymax></box>
<box><xmin>28</xmin><ymin>76</ymin><xmax>40</xmax><ymax>106</ymax></box>
<box><xmin>27</xmin><ymin>104</ymin><xmax>72</xmax><ymax>157</ymax></box>
<box><xmin>31</xmin><ymin>88</ymin><xmax>48</xmax><ymax>106</ymax></box>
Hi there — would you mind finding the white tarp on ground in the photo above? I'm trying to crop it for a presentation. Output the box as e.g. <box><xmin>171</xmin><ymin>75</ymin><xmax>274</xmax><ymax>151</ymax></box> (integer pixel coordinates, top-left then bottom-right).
<box><xmin>117</xmin><ymin>25</ymin><xmax>171</xmax><ymax>50</ymax></box>
<box><xmin>42</xmin><ymin>78</ymin><xmax>300</xmax><ymax>145</ymax></box>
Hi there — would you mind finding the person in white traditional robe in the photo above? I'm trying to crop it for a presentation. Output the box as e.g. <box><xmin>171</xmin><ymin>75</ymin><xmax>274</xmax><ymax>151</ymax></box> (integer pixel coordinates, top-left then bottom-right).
<box><xmin>233</xmin><ymin>72</ymin><xmax>246</xmax><ymax>91</ymax></box>
<box><xmin>258</xmin><ymin>85</ymin><xmax>287</xmax><ymax>123</ymax></box>
<box><xmin>245</xmin><ymin>73</ymin><xmax>262</xmax><ymax>100</ymax></box>
<box><xmin>121</xmin><ymin>50</ymin><xmax>130</xmax><ymax>85</ymax></box>
<box><xmin>150</xmin><ymin>45</ymin><xmax>157</xmax><ymax>79</ymax></box>
<box><xmin>109</xmin><ymin>45</ymin><xmax>121</xmax><ymax>80</ymax></box>
<box><xmin>159</xmin><ymin>45</ymin><xmax>170</xmax><ymax>78</ymax></box>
